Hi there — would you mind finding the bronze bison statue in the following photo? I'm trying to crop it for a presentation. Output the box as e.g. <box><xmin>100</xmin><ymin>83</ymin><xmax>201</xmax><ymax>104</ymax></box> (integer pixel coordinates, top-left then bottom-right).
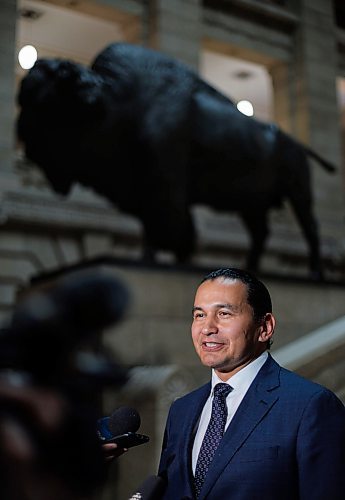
<box><xmin>17</xmin><ymin>42</ymin><xmax>335</xmax><ymax>278</ymax></box>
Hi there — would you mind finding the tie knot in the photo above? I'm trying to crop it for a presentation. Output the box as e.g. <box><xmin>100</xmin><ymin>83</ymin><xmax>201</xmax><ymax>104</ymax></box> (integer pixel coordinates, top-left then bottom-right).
<box><xmin>213</xmin><ymin>383</ymin><xmax>232</xmax><ymax>399</ymax></box>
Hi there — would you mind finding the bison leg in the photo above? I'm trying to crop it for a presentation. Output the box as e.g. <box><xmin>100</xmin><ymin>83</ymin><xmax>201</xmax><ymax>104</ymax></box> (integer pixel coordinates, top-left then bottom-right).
<box><xmin>288</xmin><ymin>193</ymin><xmax>323</xmax><ymax>280</ymax></box>
<box><xmin>282</xmin><ymin>144</ymin><xmax>324</xmax><ymax>279</ymax></box>
<box><xmin>141</xmin><ymin>204</ymin><xmax>196</xmax><ymax>263</ymax></box>
<box><xmin>240</xmin><ymin>210</ymin><xmax>269</xmax><ymax>272</ymax></box>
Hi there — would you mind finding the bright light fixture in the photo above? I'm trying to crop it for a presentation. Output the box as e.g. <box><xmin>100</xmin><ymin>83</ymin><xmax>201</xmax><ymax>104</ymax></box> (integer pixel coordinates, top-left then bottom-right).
<box><xmin>18</xmin><ymin>45</ymin><xmax>38</xmax><ymax>70</ymax></box>
<box><xmin>237</xmin><ymin>100</ymin><xmax>254</xmax><ymax>117</ymax></box>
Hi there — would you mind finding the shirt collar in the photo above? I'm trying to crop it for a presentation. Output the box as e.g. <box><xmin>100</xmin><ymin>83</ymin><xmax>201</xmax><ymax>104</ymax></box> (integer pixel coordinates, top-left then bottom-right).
<box><xmin>211</xmin><ymin>351</ymin><xmax>268</xmax><ymax>394</ymax></box>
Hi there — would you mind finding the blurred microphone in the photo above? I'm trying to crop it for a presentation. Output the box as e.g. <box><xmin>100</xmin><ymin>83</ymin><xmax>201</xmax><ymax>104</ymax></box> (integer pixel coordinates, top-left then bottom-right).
<box><xmin>128</xmin><ymin>475</ymin><xmax>166</xmax><ymax>500</ymax></box>
<box><xmin>97</xmin><ymin>406</ymin><xmax>141</xmax><ymax>441</ymax></box>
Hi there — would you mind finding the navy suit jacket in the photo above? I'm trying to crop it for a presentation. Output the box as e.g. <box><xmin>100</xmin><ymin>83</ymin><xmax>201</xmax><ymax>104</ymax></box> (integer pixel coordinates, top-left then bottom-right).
<box><xmin>158</xmin><ymin>354</ymin><xmax>345</xmax><ymax>499</ymax></box>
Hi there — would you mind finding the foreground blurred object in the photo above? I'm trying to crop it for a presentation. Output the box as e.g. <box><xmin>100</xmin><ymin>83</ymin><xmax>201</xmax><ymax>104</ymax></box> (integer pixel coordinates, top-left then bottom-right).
<box><xmin>0</xmin><ymin>271</ymin><xmax>130</xmax><ymax>500</ymax></box>
<box><xmin>128</xmin><ymin>475</ymin><xmax>165</xmax><ymax>500</ymax></box>
<box><xmin>17</xmin><ymin>42</ymin><xmax>335</xmax><ymax>279</ymax></box>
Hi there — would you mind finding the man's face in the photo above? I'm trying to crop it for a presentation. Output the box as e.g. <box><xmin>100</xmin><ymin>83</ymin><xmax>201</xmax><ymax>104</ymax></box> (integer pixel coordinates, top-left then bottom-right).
<box><xmin>191</xmin><ymin>278</ymin><xmax>274</xmax><ymax>380</ymax></box>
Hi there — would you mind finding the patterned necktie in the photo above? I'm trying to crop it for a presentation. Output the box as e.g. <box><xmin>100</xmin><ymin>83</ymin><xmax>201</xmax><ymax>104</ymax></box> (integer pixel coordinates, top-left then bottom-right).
<box><xmin>194</xmin><ymin>383</ymin><xmax>232</xmax><ymax>498</ymax></box>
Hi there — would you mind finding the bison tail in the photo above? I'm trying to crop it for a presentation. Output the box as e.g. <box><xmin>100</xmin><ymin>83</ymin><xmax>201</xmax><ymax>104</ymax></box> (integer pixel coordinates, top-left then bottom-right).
<box><xmin>305</xmin><ymin>146</ymin><xmax>337</xmax><ymax>172</ymax></box>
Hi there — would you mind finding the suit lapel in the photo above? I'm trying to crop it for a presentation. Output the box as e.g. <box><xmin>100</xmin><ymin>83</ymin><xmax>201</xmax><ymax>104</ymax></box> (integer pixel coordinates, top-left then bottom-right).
<box><xmin>176</xmin><ymin>382</ymin><xmax>211</xmax><ymax>498</ymax></box>
<box><xmin>199</xmin><ymin>355</ymin><xmax>281</xmax><ymax>499</ymax></box>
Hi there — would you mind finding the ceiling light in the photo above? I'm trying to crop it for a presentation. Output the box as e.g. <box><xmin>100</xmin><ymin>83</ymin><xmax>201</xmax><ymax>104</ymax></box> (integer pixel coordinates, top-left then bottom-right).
<box><xmin>18</xmin><ymin>45</ymin><xmax>38</xmax><ymax>70</ymax></box>
<box><xmin>237</xmin><ymin>100</ymin><xmax>254</xmax><ymax>117</ymax></box>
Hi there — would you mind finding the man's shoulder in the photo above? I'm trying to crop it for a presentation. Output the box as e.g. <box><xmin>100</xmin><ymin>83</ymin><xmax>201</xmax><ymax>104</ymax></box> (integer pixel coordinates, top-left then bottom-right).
<box><xmin>280</xmin><ymin>365</ymin><xmax>324</xmax><ymax>391</ymax></box>
<box><xmin>270</xmin><ymin>356</ymin><xmax>344</xmax><ymax>405</ymax></box>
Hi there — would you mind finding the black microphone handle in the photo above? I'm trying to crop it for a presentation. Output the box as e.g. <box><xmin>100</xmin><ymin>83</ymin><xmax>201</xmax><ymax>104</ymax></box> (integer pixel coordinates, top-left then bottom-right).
<box><xmin>108</xmin><ymin>406</ymin><xmax>141</xmax><ymax>435</ymax></box>
<box><xmin>97</xmin><ymin>406</ymin><xmax>141</xmax><ymax>441</ymax></box>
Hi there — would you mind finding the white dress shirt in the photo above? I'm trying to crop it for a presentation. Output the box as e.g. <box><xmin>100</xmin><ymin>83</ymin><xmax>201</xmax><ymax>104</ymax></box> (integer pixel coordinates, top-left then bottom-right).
<box><xmin>191</xmin><ymin>351</ymin><xmax>268</xmax><ymax>474</ymax></box>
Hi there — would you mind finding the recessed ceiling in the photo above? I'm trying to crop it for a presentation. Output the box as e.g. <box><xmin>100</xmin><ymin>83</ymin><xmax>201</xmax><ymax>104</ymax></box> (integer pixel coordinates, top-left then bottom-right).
<box><xmin>17</xmin><ymin>0</ymin><xmax>123</xmax><ymax>64</ymax></box>
<box><xmin>201</xmin><ymin>50</ymin><xmax>273</xmax><ymax>121</ymax></box>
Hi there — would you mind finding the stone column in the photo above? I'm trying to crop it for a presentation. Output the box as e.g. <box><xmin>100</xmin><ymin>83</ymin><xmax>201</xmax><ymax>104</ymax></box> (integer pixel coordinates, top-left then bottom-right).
<box><xmin>144</xmin><ymin>0</ymin><xmax>201</xmax><ymax>69</ymax></box>
<box><xmin>0</xmin><ymin>0</ymin><xmax>17</xmax><ymax>174</ymax></box>
<box><xmin>293</xmin><ymin>0</ymin><xmax>344</xmax><ymax>254</ymax></box>
<box><xmin>0</xmin><ymin>0</ymin><xmax>18</xmax><ymax>322</ymax></box>
<box><xmin>272</xmin><ymin>0</ymin><xmax>344</xmax><ymax>261</ymax></box>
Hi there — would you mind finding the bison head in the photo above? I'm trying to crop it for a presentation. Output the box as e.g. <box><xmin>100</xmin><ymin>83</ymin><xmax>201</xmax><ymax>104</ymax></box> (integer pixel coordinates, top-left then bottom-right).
<box><xmin>17</xmin><ymin>58</ymin><xmax>106</xmax><ymax>195</ymax></box>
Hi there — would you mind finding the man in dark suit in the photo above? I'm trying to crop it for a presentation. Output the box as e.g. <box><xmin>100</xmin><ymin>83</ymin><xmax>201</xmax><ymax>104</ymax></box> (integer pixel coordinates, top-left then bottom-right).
<box><xmin>158</xmin><ymin>268</ymin><xmax>345</xmax><ymax>499</ymax></box>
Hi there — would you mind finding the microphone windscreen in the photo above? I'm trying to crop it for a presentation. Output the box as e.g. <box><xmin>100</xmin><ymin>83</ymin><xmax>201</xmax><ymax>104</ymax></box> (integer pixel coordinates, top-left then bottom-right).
<box><xmin>108</xmin><ymin>406</ymin><xmax>141</xmax><ymax>436</ymax></box>
<box><xmin>128</xmin><ymin>475</ymin><xmax>166</xmax><ymax>500</ymax></box>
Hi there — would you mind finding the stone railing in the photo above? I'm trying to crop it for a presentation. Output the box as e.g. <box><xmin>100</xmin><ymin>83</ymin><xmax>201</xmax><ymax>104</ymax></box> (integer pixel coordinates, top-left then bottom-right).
<box><xmin>273</xmin><ymin>315</ymin><xmax>345</xmax><ymax>402</ymax></box>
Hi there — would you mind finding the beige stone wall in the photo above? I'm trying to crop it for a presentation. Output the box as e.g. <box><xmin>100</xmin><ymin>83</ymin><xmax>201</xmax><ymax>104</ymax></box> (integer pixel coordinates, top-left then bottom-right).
<box><xmin>101</xmin><ymin>263</ymin><xmax>345</xmax><ymax>379</ymax></box>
